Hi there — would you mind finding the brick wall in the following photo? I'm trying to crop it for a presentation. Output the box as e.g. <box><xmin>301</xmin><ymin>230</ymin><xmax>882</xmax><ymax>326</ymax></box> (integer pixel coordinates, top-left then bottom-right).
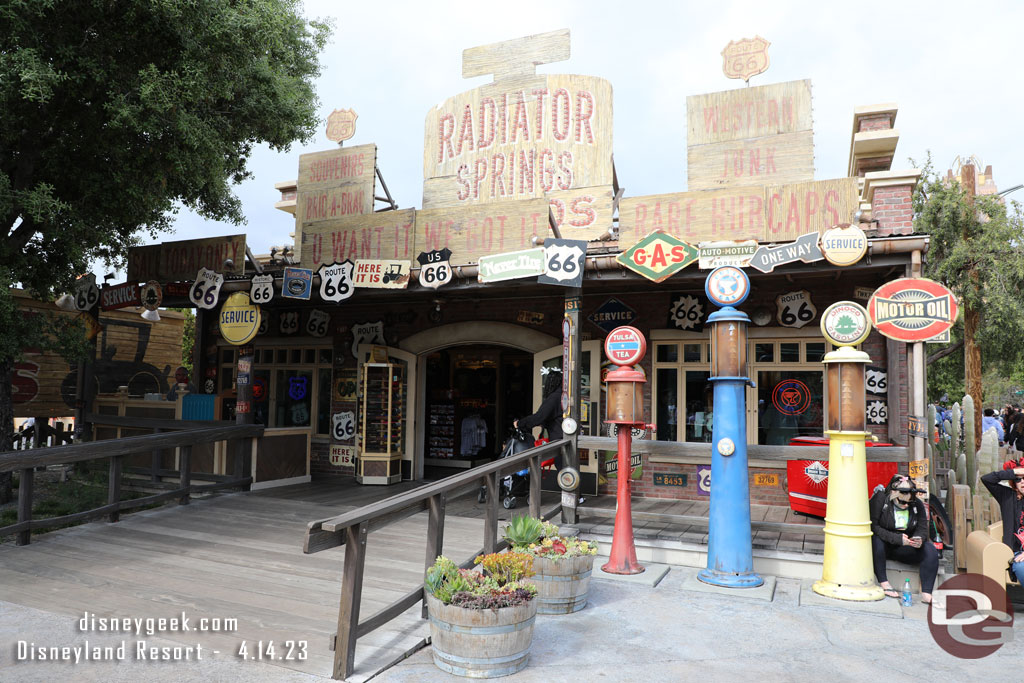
<box><xmin>858</xmin><ymin>113</ymin><xmax>893</xmax><ymax>132</ymax></box>
<box><xmin>871</xmin><ymin>185</ymin><xmax>914</xmax><ymax>235</ymax></box>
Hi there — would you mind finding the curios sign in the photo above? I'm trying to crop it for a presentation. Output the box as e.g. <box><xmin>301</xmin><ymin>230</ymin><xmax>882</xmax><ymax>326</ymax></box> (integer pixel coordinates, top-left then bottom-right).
<box><xmin>868</xmin><ymin>278</ymin><xmax>959</xmax><ymax>342</ymax></box>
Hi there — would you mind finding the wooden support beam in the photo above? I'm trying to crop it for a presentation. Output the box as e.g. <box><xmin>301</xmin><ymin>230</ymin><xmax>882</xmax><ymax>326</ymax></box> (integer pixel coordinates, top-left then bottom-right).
<box><xmin>16</xmin><ymin>467</ymin><xmax>33</xmax><ymax>546</ymax></box>
<box><xmin>484</xmin><ymin>474</ymin><xmax>498</xmax><ymax>555</ymax></box>
<box><xmin>107</xmin><ymin>456</ymin><xmax>122</xmax><ymax>523</ymax></box>
<box><xmin>422</xmin><ymin>493</ymin><xmax>446</xmax><ymax>619</ymax></box>
<box><xmin>334</xmin><ymin>522</ymin><xmax>367</xmax><ymax>681</ymax></box>
<box><xmin>178</xmin><ymin>445</ymin><xmax>191</xmax><ymax>505</ymax></box>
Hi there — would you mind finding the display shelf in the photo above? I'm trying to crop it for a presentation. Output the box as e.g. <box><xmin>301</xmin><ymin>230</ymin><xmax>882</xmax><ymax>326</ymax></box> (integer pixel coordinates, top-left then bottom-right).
<box><xmin>357</xmin><ymin>362</ymin><xmax>405</xmax><ymax>485</ymax></box>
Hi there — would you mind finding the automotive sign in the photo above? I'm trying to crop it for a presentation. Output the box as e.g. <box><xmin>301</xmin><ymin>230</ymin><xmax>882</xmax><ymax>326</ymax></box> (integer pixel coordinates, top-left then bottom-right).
<box><xmin>868</xmin><ymin>278</ymin><xmax>959</xmax><ymax>342</ymax></box>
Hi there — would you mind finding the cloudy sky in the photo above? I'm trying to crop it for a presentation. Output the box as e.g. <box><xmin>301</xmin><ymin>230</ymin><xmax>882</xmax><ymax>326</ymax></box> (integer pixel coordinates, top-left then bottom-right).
<box><xmin>158</xmin><ymin>0</ymin><xmax>1024</xmax><ymax>258</ymax></box>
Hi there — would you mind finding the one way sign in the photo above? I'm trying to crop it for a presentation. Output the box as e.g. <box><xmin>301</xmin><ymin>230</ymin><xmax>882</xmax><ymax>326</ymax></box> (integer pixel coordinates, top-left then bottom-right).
<box><xmin>748</xmin><ymin>232</ymin><xmax>824</xmax><ymax>273</ymax></box>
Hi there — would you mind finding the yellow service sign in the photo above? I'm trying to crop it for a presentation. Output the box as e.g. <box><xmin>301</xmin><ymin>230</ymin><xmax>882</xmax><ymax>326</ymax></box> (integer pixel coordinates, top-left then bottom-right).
<box><xmin>218</xmin><ymin>292</ymin><xmax>261</xmax><ymax>346</ymax></box>
<box><xmin>820</xmin><ymin>224</ymin><xmax>868</xmax><ymax>266</ymax></box>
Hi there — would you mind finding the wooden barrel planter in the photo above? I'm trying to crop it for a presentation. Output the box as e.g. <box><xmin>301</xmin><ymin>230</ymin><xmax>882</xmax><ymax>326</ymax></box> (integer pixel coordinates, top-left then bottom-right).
<box><xmin>532</xmin><ymin>554</ymin><xmax>595</xmax><ymax>614</ymax></box>
<box><xmin>426</xmin><ymin>593</ymin><xmax>537</xmax><ymax>678</ymax></box>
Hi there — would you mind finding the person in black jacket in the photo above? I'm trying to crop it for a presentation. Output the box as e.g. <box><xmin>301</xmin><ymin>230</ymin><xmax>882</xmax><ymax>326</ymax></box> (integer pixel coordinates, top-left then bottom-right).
<box><xmin>514</xmin><ymin>366</ymin><xmax>564</xmax><ymax>468</ymax></box>
<box><xmin>980</xmin><ymin>464</ymin><xmax>1024</xmax><ymax>585</ymax></box>
<box><xmin>869</xmin><ymin>474</ymin><xmax>939</xmax><ymax>603</ymax></box>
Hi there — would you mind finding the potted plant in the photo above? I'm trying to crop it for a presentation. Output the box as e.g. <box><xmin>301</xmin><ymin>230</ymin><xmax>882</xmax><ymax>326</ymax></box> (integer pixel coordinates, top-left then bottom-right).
<box><xmin>424</xmin><ymin>552</ymin><xmax>537</xmax><ymax>678</ymax></box>
<box><xmin>503</xmin><ymin>516</ymin><xmax>599</xmax><ymax>614</ymax></box>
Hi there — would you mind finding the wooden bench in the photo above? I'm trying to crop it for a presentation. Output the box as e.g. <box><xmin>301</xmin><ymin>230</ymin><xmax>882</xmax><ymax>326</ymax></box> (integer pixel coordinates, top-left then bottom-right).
<box><xmin>965</xmin><ymin>521</ymin><xmax>1019</xmax><ymax>588</ymax></box>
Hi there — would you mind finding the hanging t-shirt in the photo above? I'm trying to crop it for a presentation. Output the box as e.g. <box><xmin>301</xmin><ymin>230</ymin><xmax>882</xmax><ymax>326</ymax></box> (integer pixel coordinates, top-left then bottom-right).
<box><xmin>893</xmin><ymin>508</ymin><xmax>909</xmax><ymax>530</ymax></box>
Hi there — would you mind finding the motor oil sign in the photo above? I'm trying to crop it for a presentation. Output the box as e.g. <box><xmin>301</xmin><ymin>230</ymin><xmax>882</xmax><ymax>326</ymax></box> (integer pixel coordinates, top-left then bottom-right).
<box><xmin>868</xmin><ymin>278</ymin><xmax>959</xmax><ymax>342</ymax></box>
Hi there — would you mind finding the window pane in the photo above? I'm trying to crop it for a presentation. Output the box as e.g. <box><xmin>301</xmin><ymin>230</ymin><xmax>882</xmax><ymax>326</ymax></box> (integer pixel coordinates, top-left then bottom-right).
<box><xmin>755</xmin><ymin>343</ymin><xmax>774</xmax><ymax>362</ymax></box>
<box><xmin>684</xmin><ymin>371</ymin><xmax>713</xmax><ymax>442</ymax></box>
<box><xmin>275</xmin><ymin>369</ymin><xmax>312</xmax><ymax>427</ymax></box>
<box><xmin>655</xmin><ymin>368</ymin><xmax>678</xmax><ymax>441</ymax></box>
<box><xmin>219</xmin><ymin>367</ymin><xmax>233</xmax><ymax>392</ymax></box>
<box><xmin>683</xmin><ymin>344</ymin><xmax>701</xmax><ymax>362</ymax></box>
<box><xmin>656</xmin><ymin>344</ymin><xmax>678</xmax><ymax>363</ymax></box>
<box><xmin>253</xmin><ymin>370</ymin><xmax>270</xmax><ymax>426</ymax></box>
<box><xmin>261</xmin><ymin>349</ymin><xmax>273</xmax><ymax>364</ymax></box>
<box><xmin>780</xmin><ymin>343</ymin><xmax>800</xmax><ymax>362</ymax></box>
<box><xmin>290</xmin><ymin>349</ymin><xmax>302</xmax><ymax>364</ymax></box>
<box><xmin>220</xmin><ymin>348</ymin><xmax>234</xmax><ymax>364</ymax></box>
<box><xmin>319</xmin><ymin>348</ymin><xmax>332</xmax><ymax>364</ymax></box>
<box><xmin>756</xmin><ymin>370</ymin><xmax>824</xmax><ymax>445</ymax></box>
<box><xmin>317</xmin><ymin>368</ymin><xmax>331</xmax><ymax>435</ymax></box>
<box><xmin>304</xmin><ymin>348</ymin><xmax>316</xmax><ymax>364</ymax></box>
<box><xmin>276</xmin><ymin>349</ymin><xmax>287</xmax><ymax>364</ymax></box>
<box><xmin>805</xmin><ymin>343</ymin><xmax>826</xmax><ymax>363</ymax></box>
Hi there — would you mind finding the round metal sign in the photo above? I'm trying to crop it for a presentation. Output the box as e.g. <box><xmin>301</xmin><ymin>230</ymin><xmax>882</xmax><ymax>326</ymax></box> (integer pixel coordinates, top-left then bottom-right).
<box><xmin>705</xmin><ymin>266</ymin><xmax>750</xmax><ymax>307</ymax></box>
<box><xmin>820</xmin><ymin>301</ymin><xmax>871</xmax><ymax>347</ymax></box>
<box><xmin>140</xmin><ymin>281</ymin><xmax>163</xmax><ymax>311</ymax></box>
<box><xmin>604</xmin><ymin>326</ymin><xmax>646</xmax><ymax>367</ymax></box>
<box><xmin>218</xmin><ymin>291</ymin><xmax>261</xmax><ymax>346</ymax></box>
<box><xmin>557</xmin><ymin>467</ymin><xmax>580</xmax><ymax>491</ymax></box>
<box><xmin>820</xmin><ymin>224</ymin><xmax>868</xmax><ymax>266</ymax></box>
<box><xmin>867</xmin><ymin>278</ymin><xmax>959</xmax><ymax>342</ymax></box>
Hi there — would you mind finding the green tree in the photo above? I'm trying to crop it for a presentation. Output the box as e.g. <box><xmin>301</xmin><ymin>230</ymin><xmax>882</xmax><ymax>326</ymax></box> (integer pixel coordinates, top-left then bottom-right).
<box><xmin>0</xmin><ymin>0</ymin><xmax>329</xmax><ymax>501</ymax></box>
<box><xmin>913</xmin><ymin>156</ymin><xmax>1024</xmax><ymax>427</ymax></box>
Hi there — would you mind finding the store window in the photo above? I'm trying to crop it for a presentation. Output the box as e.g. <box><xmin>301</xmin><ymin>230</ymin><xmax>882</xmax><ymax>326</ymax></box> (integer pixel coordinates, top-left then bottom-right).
<box><xmin>217</xmin><ymin>345</ymin><xmax>332</xmax><ymax>436</ymax></box>
<box><xmin>653</xmin><ymin>342</ymin><xmax>712</xmax><ymax>443</ymax></box>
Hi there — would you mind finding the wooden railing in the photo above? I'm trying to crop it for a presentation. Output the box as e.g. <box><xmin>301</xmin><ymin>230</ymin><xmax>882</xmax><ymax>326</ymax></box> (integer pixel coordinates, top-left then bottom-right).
<box><xmin>303</xmin><ymin>438</ymin><xmax>569</xmax><ymax>681</ymax></box>
<box><xmin>577</xmin><ymin>436</ymin><xmax>912</xmax><ymax>462</ymax></box>
<box><xmin>0</xmin><ymin>422</ymin><xmax>263</xmax><ymax>546</ymax></box>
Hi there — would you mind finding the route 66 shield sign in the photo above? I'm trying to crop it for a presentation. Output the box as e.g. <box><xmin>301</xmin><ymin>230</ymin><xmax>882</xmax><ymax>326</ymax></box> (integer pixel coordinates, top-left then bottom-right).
<box><xmin>318</xmin><ymin>261</ymin><xmax>355</xmax><ymax>302</ymax></box>
<box><xmin>417</xmin><ymin>248</ymin><xmax>452</xmax><ymax>290</ymax></box>
<box><xmin>74</xmin><ymin>274</ymin><xmax>99</xmax><ymax>311</ymax></box>
<box><xmin>538</xmin><ymin>238</ymin><xmax>586</xmax><ymax>287</ymax></box>
<box><xmin>332</xmin><ymin>411</ymin><xmax>355</xmax><ymax>442</ymax></box>
<box><xmin>721</xmin><ymin>36</ymin><xmax>770</xmax><ymax>82</ymax></box>
<box><xmin>326</xmin><ymin>108</ymin><xmax>358</xmax><ymax>142</ymax></box>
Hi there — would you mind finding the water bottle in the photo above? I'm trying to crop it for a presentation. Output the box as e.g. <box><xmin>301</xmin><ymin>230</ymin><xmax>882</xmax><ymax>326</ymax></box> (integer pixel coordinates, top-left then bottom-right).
<box><xmin>901</xmin><ymin>579</ymin><xmax>912</xmax><ymax>606</ymax></box>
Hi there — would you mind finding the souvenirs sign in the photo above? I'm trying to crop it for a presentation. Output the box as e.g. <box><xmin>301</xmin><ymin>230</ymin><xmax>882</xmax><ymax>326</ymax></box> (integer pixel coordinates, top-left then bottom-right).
<box><xmin>820</xmin><ymin>224</ymin><xmax>868</xmax><ymax>266</ymax></box>
<box><xmin>669</xmin><ymin>294</ymin><xmax>706</xmax><ymax>331</ymax></box>
<box><xmin>588</xmin><ymin>297</ymin><xmax>636</xmax><ymax>333</ymax></box>
<box><xmin>282</xmin><ymin>267</ymin><xmax>313</xmax><ymax>300</ymax></box>
<box><xmin>867</xmin><ymin>278</ymin><xmax>959</xmax><ymax>342</ymax></box>
<box><xmin>326</xmin><ymin>108</ymin><xmax>358</xmax><ymax>143</ymax></box>
<box><xmin>250</xmin><ymin>274</ymin><xmax>274</xmax><ymax>305</ymax></box>
<box><xmin>721</xmin><ymin>36</ymin><xmax>771</xmax><ymax>82</ymax></box>
<box><xmin>417</xmin><ymin>248</ymin><xmax>453</xmax><ymax>289</ymax></box>
<box><xmin>318</xmin><ymin>261</ymin><xmax>355</xmax><ymax>301</ymax></box>
<box><xmin>218</xmin><ymin>292</ymin><xmax>261</xmax><ymax>346</ymax></box>
<box><xmin>190</xmin><ymin>268</ymin><xmax>224</xmax><ymax>310</ymax></box>
<box><xmin>617</xmin><ymin>230</ymin><xmax>698</xmax><ymax>283</ymax></box>
<box><xmin>748</xmin><ymin>232</ymin><xmax>824</xmax><ymax>273</ymax></box>
<box><xmin>697</xmin><ymin>240</ymin><xmax>758</xmax><ymax>269</ymax></box>
<box><xmin>820</xmin><ymin>301</ymin><xmax>871</xmax><ymax>347</ymax></box>
<box><xmin>477</xmin><ymin>247</ymin><xmax>545</xmax><ymax>283</ymax></box>
<box><xmin>140</xmin><ymin>281</ymin><xmax>162</xmax><ymax>311</ymax></box>
<box><xmin>306</xmin><ymin>309</ymin><xmax>330</xmax><ymax>338</ymax></box>
<box><xmin>354</xmin><ymin>259</ymin><xmax>410</xmax><ymax>289</ymax></box>
<box><xmin>539</xmin><ymin>238</ymin><xmax>587</xmax><ymax>287</ymax></box>
<box><xmin>776</xmin><ymin>290</ymin><xmax>816</xmax><ymax>328</ymax></box>
<box><xmin>705</xmin><ymin>266</ymin><xmax>750</xmax><ymax>307</ymax></box>
<box><xmin>127</xmin><ymin>234</ymin><xmax>245</xmax><ymax>283</ymax></box>
<box><xmin>101</xmin><ymin>282</ymin><xmax>140</xmax><ymax>311</ymax></box>
<box><xmin>74</xmin><ymin>274</ymin><xmax>99</xmax><ymax>311</ymax></box>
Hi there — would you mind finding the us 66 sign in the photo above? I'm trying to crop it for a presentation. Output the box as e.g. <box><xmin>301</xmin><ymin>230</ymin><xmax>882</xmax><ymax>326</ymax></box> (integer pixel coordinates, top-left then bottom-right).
<box><xmin>538</xmin><ymin>238</ymin><xmax>587</xmax><ymax>288</ymax></box>
<box><xmin>417</xmin><ymin>248</ymin><xmax>452</xmax><ymax>289</ymax></box>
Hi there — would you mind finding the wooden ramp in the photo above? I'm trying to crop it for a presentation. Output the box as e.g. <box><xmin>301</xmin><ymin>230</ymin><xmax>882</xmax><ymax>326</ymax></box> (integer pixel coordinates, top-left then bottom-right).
<box><xmin>0</xmin><ymin>480</ymin><xmax>490</xmax><ymax>681</ymax></box>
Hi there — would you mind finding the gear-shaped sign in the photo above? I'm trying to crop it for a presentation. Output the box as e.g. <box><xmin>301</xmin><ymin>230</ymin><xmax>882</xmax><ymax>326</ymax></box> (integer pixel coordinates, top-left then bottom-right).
<box><xmin>670</xmin><ymin>294</ymin><xmax>703</xmax><ymax>330</ymax></box>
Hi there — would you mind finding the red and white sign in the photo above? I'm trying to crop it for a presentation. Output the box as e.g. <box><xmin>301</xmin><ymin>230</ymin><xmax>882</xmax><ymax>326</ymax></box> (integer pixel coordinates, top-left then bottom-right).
<box><xmin>100</xmin><ymin>282</ymin><xmax>141</xmax><ymax>310</ymax></box>
<box><xmin>604</xmin><ymin>326</ymin><xmax>646</xmax><ymax>367</ymax></box>
<box><xmin>868</xmin><ymin>278</ymin><xmax>959</xmax><ymax>342</ymax></box>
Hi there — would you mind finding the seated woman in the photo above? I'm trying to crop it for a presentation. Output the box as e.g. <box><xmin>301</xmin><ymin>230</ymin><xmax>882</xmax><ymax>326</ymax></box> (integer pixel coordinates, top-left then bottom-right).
<box><xmin>869</xmin><ymin>474</ymin><xmax>939</xmax><ymax>603</ymax></box>
<box><xmin>980</xmin><ymin>463</ymin><xmax>1024</xmax><ymax>585</ymax></box>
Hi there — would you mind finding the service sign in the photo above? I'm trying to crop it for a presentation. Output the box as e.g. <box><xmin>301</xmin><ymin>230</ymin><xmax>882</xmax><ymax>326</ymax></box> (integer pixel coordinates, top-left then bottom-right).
<box><xmin>748</xmin><ymin>232</ymin><xmax>824</xmax><ymax>273</ymax></box>
<box><xmin>588</xmin><ymin>297</ymin><xmax>637</xmax><ymax>333</ymax></box>
<box><xmin>318</xmin><ymin>261</ymin><xmax>355</xmax><ymax>302</ymax></box>
<box><xmin>100</xmin><ymin>282</ymin><xmax>141</xmax><ymax>311</ymax></box>
<box><xmin>820</xmin><ymin>224</ymin><xmax>868</xmax><ymax>266</ymax></box>
<box><xmin>538</xmin><ymin>238</ymin><xmax>587</xmax><ymax>287</ymax></box>
<box><xmin>417</xmin><ymin>248</ymin><xmax>453</xmax><ymax>289</ymax></box>
<box><xmin>218</xmin><ymin>292</ymin><xmax>261</xmax><ymax>346</ymax></box>
<box><xmin>250</xmin><ymin>274</ymin><xmax>274</xmax><ymax>305</ymax></box>
<box><xmin>74</xmin><ymin>274</ymin><xmax>99</xmax><ymax>311</ymax></box>
<box><xmin>477</xmin><ymin>247</ymin><xmax>545</xmax><ymax>283</ymax></box>
<box><xmin>189</xmin><ymin>267</ymin><xmax>224</xmax><ymax>310</ymax></box>
<box><xmin>140</xmin><ymin>281</ymin><xmax>162</xmax><ymax>311</ymax></box>
<box><xmin>282</xmin><ymin>267</ymin><xmax>313</xmax><ymax>301</ymax></box>
<box><xmin>697</xmin><ymin>240</ymin><xmax>758</xmax><ymax>269</ymax></box>
<box><xmin>819</xmin><ymin>301</ymin><xmax>871</xmax><ymax>347</ymax></box>
<box><xmin>776</xmin><ymin>290</ymin><xmax>816</xmax><ymax>328</ymax></box>
<box><xmin>354</xmin><ymin>259</ymin><xmax>410</xmax><ymax>289</ymax></box>
<box><xmin>867</xmin><ymin>278</ymin><xmax>959</xmax><ymax>342</ymax></box>
<box><xmin>616</xmin><ymin>230</ymin><xmax>698</xmax><ymax>283</ymax></box>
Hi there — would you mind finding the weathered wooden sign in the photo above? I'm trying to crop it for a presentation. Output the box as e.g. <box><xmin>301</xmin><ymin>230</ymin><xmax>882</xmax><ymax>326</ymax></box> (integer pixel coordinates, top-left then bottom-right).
<box><xmin>300</xmin><ymin>209</ymin><xmax>417</xmax><ymax>270</ymax></box>
<box><xmin>127</xmin><ymin>234</ymin><xmax>246</xmax><ymax>282</ymax></box>
<box><xmin>721</xmin><ymin>36</ymin><xmax>771</xmax><ymax>82</ymax></box>
<box><xmin>417</xmin><ymin>198</ymin><xmax>550</xmax><ymax>265</ymax></box>
<box><xmin>354</xmin><ymin>259</ymin><xmax>410</xmax><ymax>289</ymax></box>
<box><xmin>687</xmin><ymin>80</ymin><xmax>813</xmax><ymax>190</ymax></box>
<box><xmin>296</xmin><ymin>144</ymin><xmax>376</xmax><ymax>225</ymax></box>
<box><xmin>326</xmin><ymin>108</ymin><xmax>358</xmax><ymax>143</ymax></box>
<box><xmin>618</xmin><ymin>177</ymin><xmax>859</xmax><ymax>246</ymax></box>
<box><xmin>748</xmin><ymin>231</ymin><xmax>824</xmax><ymax>273</ymax></box>
<box><xmin>616</xmin><ymin>230</ymin><xmax>698</xmax><ymax>283</ymax></box>
<box><xmin>697</xmin><ymin>240</ymin><xmax>758</xmax><ymax>269</ymax></box>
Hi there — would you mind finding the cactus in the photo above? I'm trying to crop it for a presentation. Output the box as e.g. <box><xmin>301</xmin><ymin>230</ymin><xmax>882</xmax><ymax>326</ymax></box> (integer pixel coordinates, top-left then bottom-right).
<box><xmin>956</xmin><ymin>452</ymin><xmax>967</xmax><ymax>488</ymax></box>
<box><xmin>978</xmin><ymin>430</ymin><xmax>998</xmax><ymax>489</ymax></box>
<box><xmin>926</xmin><ymin>404</ymin><xmax>938</xmax><ymax>494</ymax></box>
<box><xmin>963</xmin><ymin>394</ymin><xmax>976</xmax><ymax>492</ymax></box>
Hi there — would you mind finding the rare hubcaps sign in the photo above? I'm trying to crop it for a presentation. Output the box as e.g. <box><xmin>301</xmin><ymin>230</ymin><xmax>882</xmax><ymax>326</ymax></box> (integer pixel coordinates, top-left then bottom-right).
<box><xmin>820</xmin><ymin>301</ymin><xmax>871</xmax><ymax>347</ymax></box>
<box><xmin>820</xmin><ymin>224</ymin><xmax>868</xmax><ymax>266</ymax></box>
<box><xmin>868</xmin><ymin>278</ymin><xmax>959</xmax><ymax>342</ymax></box>
<box><xmin>705</xmin><ymin>266</ymin><xmax>750</xmax><ymax>306</ymax></box>
<box><xmin>617</xmin><ymin>230</ymin><xmax>698</xmax><ymax>283</ymax></box>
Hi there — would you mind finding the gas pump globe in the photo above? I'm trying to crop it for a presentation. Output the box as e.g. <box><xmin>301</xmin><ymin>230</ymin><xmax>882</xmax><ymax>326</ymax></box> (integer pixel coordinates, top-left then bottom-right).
<box><xmin>825</xmin><ymin>355</ymin><xmax>866</xmax><ymax>433</ymax></box>
<box><xmin>709</xmin><ymin>313</ymin><xmax>748</xmax><ymax>378</ymax></box>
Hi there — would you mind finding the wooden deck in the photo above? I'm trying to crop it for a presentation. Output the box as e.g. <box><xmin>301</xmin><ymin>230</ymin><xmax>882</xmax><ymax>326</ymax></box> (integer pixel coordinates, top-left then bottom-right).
<box><xmin>0</xmin><ymin>478</ymin><xmax>821</xmax><ymax>680</ymax></box>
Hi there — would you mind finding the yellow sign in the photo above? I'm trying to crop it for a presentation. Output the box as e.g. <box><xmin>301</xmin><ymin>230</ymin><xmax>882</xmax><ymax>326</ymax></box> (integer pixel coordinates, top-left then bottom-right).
<box><xmin>754</xmin><ymin>473</ymin><xmax>779</xmax><ymax>487</ymax></box>
<box><xmin>908</xmin><ymin>459</ymin><xmax>929</xmax><ymax>479</ymax></box>
<box><xmin>218</xmin><ymin>292</ymin><xmax>261</xmax><ymax>346</ymax></box>
<box><xmin>820</xmin><ymin>224</ymin><xmax>868</xmax><ymax>266</ymax></box>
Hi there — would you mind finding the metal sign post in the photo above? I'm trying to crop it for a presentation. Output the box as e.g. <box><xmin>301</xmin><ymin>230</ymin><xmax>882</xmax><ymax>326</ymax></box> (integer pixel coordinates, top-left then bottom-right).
<box><xmin>698</xmin><ymin>267</ymin><xmax>763</xmax><ymax>588</ymax></box>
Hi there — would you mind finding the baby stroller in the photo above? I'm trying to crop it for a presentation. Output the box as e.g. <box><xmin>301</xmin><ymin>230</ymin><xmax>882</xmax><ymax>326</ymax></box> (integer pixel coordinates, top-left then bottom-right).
<box><xmin>477</xmin><ymin>427</ymin><xmax>546</xmax><ymax>509</ymax></box>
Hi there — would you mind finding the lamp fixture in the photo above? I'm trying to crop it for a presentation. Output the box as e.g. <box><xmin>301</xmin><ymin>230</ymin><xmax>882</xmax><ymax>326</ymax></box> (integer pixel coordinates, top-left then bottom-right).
<box><xmin>55</xmin><ymin>294</ymin><xmax>77</xmax><ymax>311</ymax></box>
<box><xmin>141</xmin><ymin>308</ymin><xmax>161</xmax><ymax>322</ymax></box>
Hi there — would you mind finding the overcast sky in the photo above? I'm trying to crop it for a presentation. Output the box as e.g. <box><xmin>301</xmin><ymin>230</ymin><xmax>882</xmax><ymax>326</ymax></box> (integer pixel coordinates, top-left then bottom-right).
<box><xmin>155</xmin><ymin>0</ymin><xmax>1024</xmax><ymax>260</ymax></box>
